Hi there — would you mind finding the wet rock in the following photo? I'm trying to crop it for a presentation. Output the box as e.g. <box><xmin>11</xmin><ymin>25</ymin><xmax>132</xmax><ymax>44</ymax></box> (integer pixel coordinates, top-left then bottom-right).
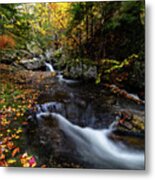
<box><xmin>109</xmin><ymin>132</ymin><xmax>144</xmax><ymax>150</ymax></box>
<box><xmin>74</xmin><ymin>98</ymin><xmax>87</xmax><ymax>108</ymax></box>
<box><xmin>114</xmin><ymin>110</ymin><xmax>144</xmax><ymax>136</ymax></box>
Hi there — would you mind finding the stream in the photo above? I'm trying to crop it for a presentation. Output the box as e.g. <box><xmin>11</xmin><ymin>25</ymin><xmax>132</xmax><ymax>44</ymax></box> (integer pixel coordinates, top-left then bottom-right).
<box><xmin>25</xmin><ymin>63</ymin><xmax>145</xmax><ymax>169</ymax></box>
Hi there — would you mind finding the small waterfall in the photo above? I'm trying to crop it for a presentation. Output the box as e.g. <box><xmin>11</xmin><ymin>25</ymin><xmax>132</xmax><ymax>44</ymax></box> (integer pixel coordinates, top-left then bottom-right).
<box><xmin>35</xmin><ymin>112</ymin><xmax>144</xmax><ymax>169</ymax></box>
<box><xmin>44</xmin><ymin>63</ymin><xmax>78</xmax><ymax>84</ymax></box>
<box><xmin>57</xmin><ymin>72</ymin><xmax>79</xmax><ymax>84</ymax></box>
<box><xmin>45</xmin><ymin>62</ymin><xmax>55</xmax><ymax>72</ymax></box>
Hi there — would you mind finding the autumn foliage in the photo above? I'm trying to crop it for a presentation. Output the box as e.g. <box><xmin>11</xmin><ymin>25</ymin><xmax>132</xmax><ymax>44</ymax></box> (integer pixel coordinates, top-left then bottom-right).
<box><xmin>0</xmin><ymin>35</ymin><xmax>16</xmax><ymax>49</ymax></box>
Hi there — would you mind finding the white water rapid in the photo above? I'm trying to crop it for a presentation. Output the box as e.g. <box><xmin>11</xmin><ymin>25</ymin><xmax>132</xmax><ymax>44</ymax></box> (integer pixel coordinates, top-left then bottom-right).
<box><xmin>36</xmin><ymin>112</ymin><xmax>144</xmax><ymax>170</ymax></box>
<box><xmin>45</xmin><ymin>62</ymin><xmax>55</xmax><ymax>72</ymax></box>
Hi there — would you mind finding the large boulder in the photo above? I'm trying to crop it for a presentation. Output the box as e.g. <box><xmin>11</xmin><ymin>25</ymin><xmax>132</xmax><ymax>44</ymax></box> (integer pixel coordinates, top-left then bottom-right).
<box><xmin>18</xmin><ymin>57</ymin><xmax>45</xmax><ymax>70</ymax></box>
<box><xmin>83</xmin><ymin>65</ymin><xmax>97</xmax><ymax>79</ymax></box>
<box><xmin>64</xmin><ymin>63</ymin><xmax>97</xmax><ymax>80</ymax></box>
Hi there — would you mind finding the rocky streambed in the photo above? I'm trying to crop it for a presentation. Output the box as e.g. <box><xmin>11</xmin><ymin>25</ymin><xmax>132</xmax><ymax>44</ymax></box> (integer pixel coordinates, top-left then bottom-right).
<box><xmin>0</xmin><ymin>63</ymin><xmax>145</xmax><ymax>169</ymax></box>
<box><xmin>25</xmin><ymin>69</ymin><xmax>145</xmax><ymax>169</ymax></box>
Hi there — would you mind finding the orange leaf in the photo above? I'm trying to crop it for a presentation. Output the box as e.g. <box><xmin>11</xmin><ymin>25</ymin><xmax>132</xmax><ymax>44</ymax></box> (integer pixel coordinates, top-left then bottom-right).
<box><xmin>0</xmin><ymin>35</ymin><xmax>15</xmax><ymax>49</ymax></box>
<box><xmin>16</xmin><ymin>112</ymin><xmax>21</xmax><ymax>117</ymax></box>
<box><xmin>22</xmin><ymin>121</ymin><xmax>28</xmax><ymax>125</ymax></box>
<box><xmin>7</xmin><ymin>141</ymin><xmax>15</xmax><ymax>150</ymax></box>
<box><xmin>12</xmin><ymin>147</ymin><xmax>20</xmax><ymax>157</ymax></box>
<box><xmin>41</xmin><ymin>164</ymin><xmax>47</xmax><ymax>168</ymax></box>
<box><xmin>0</xmin><ymin>153</ymin><xmax>5</xmax><ymax>160</ymax></box>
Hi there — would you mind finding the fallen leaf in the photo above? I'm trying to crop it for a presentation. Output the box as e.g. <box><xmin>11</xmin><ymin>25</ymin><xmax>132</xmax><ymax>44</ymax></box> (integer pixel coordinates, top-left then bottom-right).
<box><xmin>22</xmin><ymin>121</ymin><xmax>28</xmax><ymax>125</ymax></box>
<box><xmin>23</xmin><ymin>162</ymin><xmax>30</xmax><ymax>167</ymax></box>
<box><xmin>29</xmin><ymin>156</ymin><xmax>37</xmax><ymax>167</ymax></box>
<box><xmin>12</xmin><ymin>147</ymin><xmax>20</xmax><ymax>157</ymax></box>
<box><xmin>7</xmin><ymin>141</ymin><xmax>15</xmax><ymax>150</ymax></box>
<box><xmin>16</xmin><ymin>112</ymin><xmax>21</xmax><ymax>117</ymax></box>
<box><xmin>41</xmin><ymin>164</ymin><xmax>47</xmax><ymax>168</ymax></box>
<box><xmin>14</xmin><ymin>135</ymin><xmax>20</xmax><ymax>139</ymax></box>
<box><xmin>0</xmin><ymin>160</ymin><xmax>8</xmax><ymax>167</ymax></box>
<box><xmin>7</xmin><ymin>129</ymin><xmax>11</xmax><ymax>133</ymax></box>
<box><xmin>7</xmin><ymin>159</ymin><xmax>16</xmax><ymax>164</ymax></box>
<box><xmin>0</xmin><ymin>153</ymin><xmax>5</xmax><ymax>160</ymax></box>
<box><xmin>16</xmin><ymin>128</ymin><xmax>22</xmax><ymax>134</ymax></box>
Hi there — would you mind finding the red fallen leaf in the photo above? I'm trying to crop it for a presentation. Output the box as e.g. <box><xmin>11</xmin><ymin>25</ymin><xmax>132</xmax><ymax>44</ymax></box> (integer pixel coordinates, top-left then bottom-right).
<box><xmin>12</xmin><ymin>147</ymin><xmax>20</xmax><ymax>157</ymax></box>
<box><xmin>0</xmin><ymin>160</ymin><xmax>8</xmax><ymax>167</ymax></box>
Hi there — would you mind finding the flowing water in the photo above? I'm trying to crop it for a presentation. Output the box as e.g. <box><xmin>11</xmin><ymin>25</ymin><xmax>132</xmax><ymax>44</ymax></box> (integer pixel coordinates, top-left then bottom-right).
<box><xmin>45</xmin><ymin>62</ymin><xmax>55</xmax><ymax>72</ymax></box>
<box><xmin>26</xmin><ymin>63</ymin><xmax>145</xmax><ymax>169</ymax></box>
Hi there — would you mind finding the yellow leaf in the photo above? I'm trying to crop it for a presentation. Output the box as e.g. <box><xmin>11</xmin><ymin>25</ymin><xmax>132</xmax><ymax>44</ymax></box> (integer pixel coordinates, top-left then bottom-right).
<box><xmin>7</xmin><ymin>159</ymin><xmax>16</xmax><ymax>164</ymax></box>
<box><xmin>16</xmin><ymin>21</ymin><xmax>21</xmax><ymax>26</ymax></box>
<box><xmin>7</xmin><ymin>129</ymin><xmax>11</xmax><ymax>133</ymax></box>
<box><xmin>14</xmin><ymin>135</ymin><xmax>20</xmax><ymax>139</ymax></box>
<box><xmin>23</xmin><ymin>163</ymin><xmax>30</xmax><ymax>167</ymax></box>
<box><xmin>12</xmin><ymin>108</ymin><xmax>16</xmax><ymax>112</ymax></box>
<box><xmin>4</xmin><ymin>149</ymin><xmax>9</xmax><ymax>153</ymax></box>
<box><xmin>16</xmin><ymin>128</ymin><xmax>22</xmax><ymax>134</ymax></box>
<box><xmin>4</xmin><ymin>24</ymin><xmax>14</xmax><ymax>29</ymax></box>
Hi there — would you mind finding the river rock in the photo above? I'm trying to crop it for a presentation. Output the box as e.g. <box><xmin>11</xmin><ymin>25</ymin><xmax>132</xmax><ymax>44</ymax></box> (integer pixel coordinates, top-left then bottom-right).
<box><xmin>114</xmin><ymin>110</ymin><xmax>144</xmax><ymax>136</ymax></box>
<box><xmin>65</xmin><ymin>63</ymin><xmax>97</xmax><ymax>80</ymax></box>
<box><xmin>83</xmin><ymin>66</ymin><xmax>97</xmax><ymax>79</ymax></box>
<box><xmin>18</xmin><ymin>57</ymin><xmax>45</xmax><ymax>70</ymax></box>
<box><xmin>69</xmin><ymin>65</ymin><xmax>83</xmax><ymax>78</ymax></box>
